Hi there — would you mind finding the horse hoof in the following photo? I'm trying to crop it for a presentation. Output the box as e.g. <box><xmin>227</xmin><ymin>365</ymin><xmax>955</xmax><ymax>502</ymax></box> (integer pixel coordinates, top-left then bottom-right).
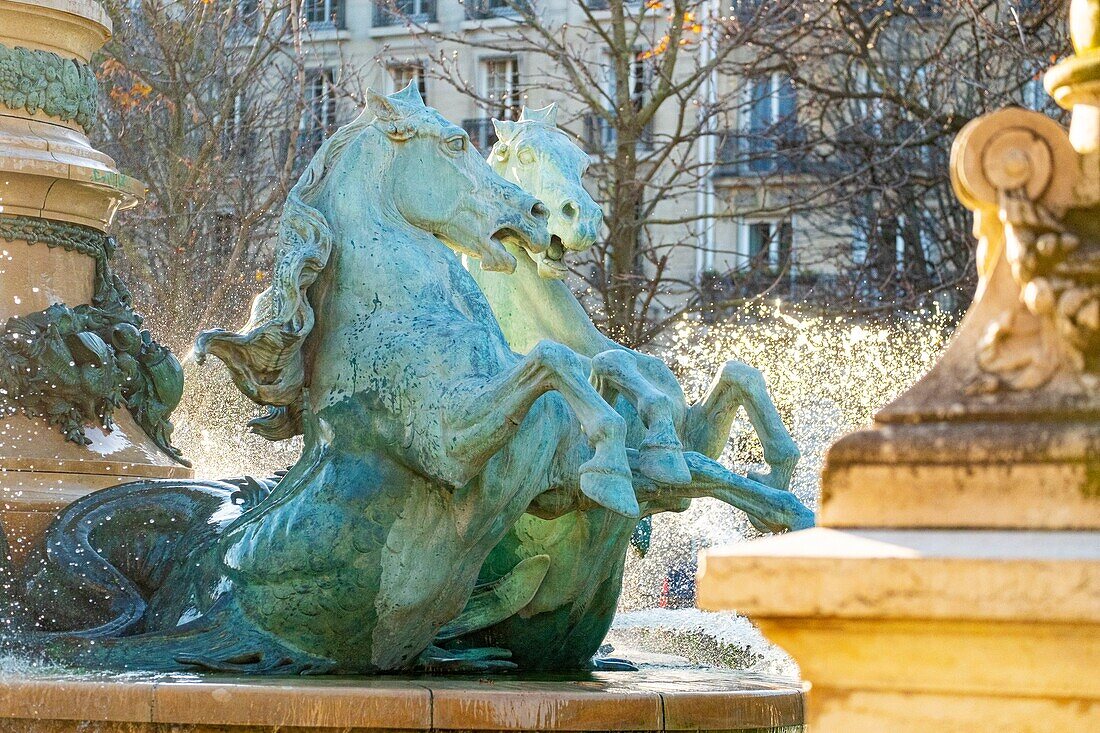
<box><xmin>580</xmin><ymin>466</ymin><xmax>640</xmax><ymax>518</ymax></box>
<box><xmin>637</xmin><ymin>445</ymin><xmax>692</xmax><ymax>485</ymax></box>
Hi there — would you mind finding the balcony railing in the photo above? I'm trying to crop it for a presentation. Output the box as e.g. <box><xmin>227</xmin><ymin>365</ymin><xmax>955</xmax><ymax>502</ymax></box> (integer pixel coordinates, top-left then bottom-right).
<box><xmin>713</xmin><ymin>126</ymin><xmax>810</xmax><ymax>177</ymax></box>
<box><xmin>583</xmin><ymin>114</ymin><xmax>653</xmax><ymax>154</ymax></box>
<box><xmin>462</xmin><ymin>118</ymin><xmax>498</xmax><ymax>152</ymax></box>
<box><xmin>466</xmin><ymin>0</ymin><xmax>530</xmax><ymax>20</ymax></box>
<box><xmin>373</xmin><ymin>0</ymin><xmax>437</xmax><ymax>27</ymax></box>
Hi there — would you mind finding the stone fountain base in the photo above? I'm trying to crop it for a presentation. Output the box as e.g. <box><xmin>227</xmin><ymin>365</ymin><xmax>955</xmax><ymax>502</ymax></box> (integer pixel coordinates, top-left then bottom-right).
<box><xmin>0</xmin><ymin>669</ymin><xmax>803</xmax><ymax>733</ymax></box>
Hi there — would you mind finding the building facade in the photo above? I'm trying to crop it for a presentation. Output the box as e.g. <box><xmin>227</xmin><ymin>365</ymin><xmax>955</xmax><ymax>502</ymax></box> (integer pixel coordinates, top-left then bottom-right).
<box><xmin>286</xmin><ymin>0</ymin><xmax>1055</xmax><ymax>319</ymax></box>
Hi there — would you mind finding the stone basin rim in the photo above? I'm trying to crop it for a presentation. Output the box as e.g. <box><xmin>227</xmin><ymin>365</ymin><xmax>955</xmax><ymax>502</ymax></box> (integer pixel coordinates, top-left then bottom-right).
<box><xmin>0</xmin><ymin>670</ymin><xmax>805</xmax><ymax>731</ymax></box>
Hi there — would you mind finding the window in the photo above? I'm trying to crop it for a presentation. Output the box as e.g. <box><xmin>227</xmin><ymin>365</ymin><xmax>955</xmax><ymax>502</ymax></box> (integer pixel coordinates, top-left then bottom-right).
<box><xmin>851</xmin><ymin>209</ymin><xmax>931</xmax><ymax>276</ymax></box>
<box><xmin>302</xmin><ymin>69</ymin><xmax>337</xmax><ymax>153</ymax></box>
<box><xmin>233</xmin><ymin>0</ymin><xmax>260</xmax><ymax>26</ymax></box>
<box><xmin>852</xmin><ymin>218</ymin><xmax>869</xmax><ymax>265</ymax></box>
<box><xmin>220</xmin><ymin>93</ymin><xmax>247</xmax><ymax>155</ymax></box>
<box><xmin>1022</xmin><ymin>62</ymin><xmax>1058</xmax><ymax>114</ymax></box>
<box><xmin>467</xmin><ymin>0</ymin><xmax>529</xmax><ymax>20</ymax></box>
<box><xmin>304</xmin><ymin>0</ymin><xmax>344</xmax><ymax>28</ymax></box>
<box><xmin>745</xmin><ymin>73</ymin><xmax>796</xmax><ymax>135</ymax></box>
<box><xmin>390</xmin><ymin>62</ymin><xmax>427</xmax><ymax>103</ymax></box>
<box><xmin>589</xmin><ymin>50</ymin><xmax>653</xmax><ymax>152</ymax></box>
<box><xmin>737</xmin><ymin>73</ymin><xmax>798</xmax><ymax>173</ymax></box>
<box><xmin>375</xmin><ymin>0</ymin><xmax>437</xmax><ymax>26</ymax></box>
<box><xmin>482</xmin><ymin>57</ymin><xmax>520</xmax><ymax>121</ymax></box>
<box><xmin>741</xmin><ymin>220</ymin><xmax>792</xmax><ymax>270</ymax></box>
<box><xmin>627</xmin><ymin>51</ymin><xmax>651</xmax><ymax>114</ymax></box>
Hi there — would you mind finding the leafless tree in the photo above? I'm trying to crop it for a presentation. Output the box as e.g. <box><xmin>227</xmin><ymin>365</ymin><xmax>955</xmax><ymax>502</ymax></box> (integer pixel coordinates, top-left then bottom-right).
<box><xmin>752</xmin><ymin>0</ymin><xmax>1069</xmax><ymax>313</ymax></box>
<box><xmin>97</xmin><ymin>0</ymin><xmax>361</xmax><ymax>352</ymax></box>
<box><xmin>376</xmin><ymin>0</ymin><xmax>1066</xmax><ymax>345</ymax></box>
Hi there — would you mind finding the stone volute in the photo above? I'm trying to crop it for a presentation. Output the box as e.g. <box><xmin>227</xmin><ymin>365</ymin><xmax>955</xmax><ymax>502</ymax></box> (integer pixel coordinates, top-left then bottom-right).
<box><xmin>0</xmin><ymin>0</ymin><xmax>191</xmax><ymax>564</ymax></box>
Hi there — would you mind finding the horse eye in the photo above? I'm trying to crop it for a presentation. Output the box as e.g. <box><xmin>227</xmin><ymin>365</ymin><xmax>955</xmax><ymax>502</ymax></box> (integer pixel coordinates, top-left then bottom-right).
<box><xmin>445</xmin><ymin>136</ymin><xmax>466</xmax><ymax>153</ymax></box>
<box><xmin>517</xmin><ymin>148</ymin><xmax>536</xmax><ymax>165</ymax></box>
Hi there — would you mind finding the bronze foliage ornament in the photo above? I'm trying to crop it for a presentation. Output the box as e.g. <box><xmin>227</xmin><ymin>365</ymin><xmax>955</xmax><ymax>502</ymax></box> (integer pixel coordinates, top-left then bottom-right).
<box><xmin>0</xmin><ymin>214</ymin><xmax>189</xmax><ymax>466</ymax></box>
<box><xmin>0</xmin><ymin>43</ymin><xmax>97</xmax><ymax>130</ymax></box>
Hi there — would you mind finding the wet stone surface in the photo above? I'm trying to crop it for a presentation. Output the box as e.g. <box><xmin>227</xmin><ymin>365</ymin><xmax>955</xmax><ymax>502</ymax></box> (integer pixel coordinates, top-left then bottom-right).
<box><xmin>0</xmin><ymin>668</ymin><xmax>803</xmax><ymax>732</ymax></box>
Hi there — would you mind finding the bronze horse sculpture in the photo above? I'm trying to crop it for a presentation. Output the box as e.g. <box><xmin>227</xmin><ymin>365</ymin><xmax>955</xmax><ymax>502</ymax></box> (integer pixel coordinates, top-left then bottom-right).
<box><xmin>6</xmin><ymin>89</ymin><xmax>810</xmax><ymax>675</ymax></box>
<box><xmin>452</xmin><ymin>105</ymin><xmax>810</xmax><ymax>670</ymax></box>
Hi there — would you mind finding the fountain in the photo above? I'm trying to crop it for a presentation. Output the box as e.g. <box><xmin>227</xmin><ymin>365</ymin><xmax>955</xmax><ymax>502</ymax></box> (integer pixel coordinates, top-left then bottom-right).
<box><xmin>0</xmin><ymin>0</ymin><xmax>191</xmax><ymax>567</ymax></box>
<box><xmin>0</xmin><ymin>0</ymin><xmax>809</xmax><ymax>730</ymax></box>
<box><xmin>698</xmin><ymin>2</ymin><xmax>1100</xmax><ymax>730</ymax></box>
<box><xmin>4</xmin><ymin>0</ymin><xmax>1090</xmax><ymax>730</ymax></box>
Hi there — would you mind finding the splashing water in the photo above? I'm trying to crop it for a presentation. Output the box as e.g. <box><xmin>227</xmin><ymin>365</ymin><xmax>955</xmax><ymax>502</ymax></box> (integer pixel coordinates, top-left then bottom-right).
<box><xmin>172</xmin><ymin>353</ymin><xmax>303</xmax><ymax>480</ymax></box>
<box><xmin>606</xmin><ymin>609</ymin><xmax>794</xmax><ymax>675</ymax></box>
<box><xmin>166</xmin><ymin>304</ymin><xmax>954</xmax><ymax>675</ymax></box>
<box><xmin>608</xmin><ymin>303</ymin><xmax>953</xmax><ymax>673</ymax></box>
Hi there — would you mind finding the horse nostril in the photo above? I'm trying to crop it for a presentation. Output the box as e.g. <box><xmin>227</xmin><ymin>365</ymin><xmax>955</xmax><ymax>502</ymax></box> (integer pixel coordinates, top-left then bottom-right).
<box><xmin>562</xmin><ymin>201</ymin><xmax>579</xmax><ymax>220</ymax></box>
<box><xmin>531</xmin><ymin>201</ymin><xmax>549</xmax><ymax>220</ymax></box>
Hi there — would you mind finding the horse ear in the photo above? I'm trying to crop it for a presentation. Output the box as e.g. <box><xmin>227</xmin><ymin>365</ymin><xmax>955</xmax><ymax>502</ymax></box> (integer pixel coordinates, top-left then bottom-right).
<box><xmin>390</xmin><ymin>81</ymin><xmax>425</xmax><ymax>107</ymax></box>
<box><xmin>366</xmin><ymin>88</ymin><xmax>401</xmax><ymax>122</ymax></box>
<box><xmin>492</xmin><ymin>119</ymin><xmax>518</xmax><ymax>143</ymax></box>
<box><xmin>519</xmin><ymin>104</ymin><xmax>557</xmax><ymax>126</ymax></box>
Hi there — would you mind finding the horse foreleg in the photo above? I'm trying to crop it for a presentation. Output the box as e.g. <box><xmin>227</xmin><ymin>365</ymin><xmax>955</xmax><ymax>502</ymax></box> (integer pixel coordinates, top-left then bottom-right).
<box><xmin>445</xmin><ymin>340</ymin><xmax>638</xmax><ymax>518</ymax></box>
<box><xmin>590</xmin><ymin>350</ymin><xmax>691</xmax><ymax>485</ymax></box>
<box><xmin>630</xmin><ymin>451</ymin><xmax>814</xmax><ymax>533</ymax></box>
<box><xmin>684</xmin><ymin>361</ymin><xmax>800</xmax><ymax>491</ymax></box>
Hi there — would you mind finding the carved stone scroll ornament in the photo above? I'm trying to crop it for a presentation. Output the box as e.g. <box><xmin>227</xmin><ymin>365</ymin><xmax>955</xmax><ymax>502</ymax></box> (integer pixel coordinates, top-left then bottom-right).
<box><xmin>951</xmin><ymin>108</ymin><xmax>1098</xmax><ymax>393</ymax></box>
<box><xmin>0</xmin><ymin>44</ymin><xmax>97</xmax><ymax>130</ymax></box>
<box><xmin>0</xmin><ymin>215</ymin><xmax>189</xmax><ymax>466</ymax></box>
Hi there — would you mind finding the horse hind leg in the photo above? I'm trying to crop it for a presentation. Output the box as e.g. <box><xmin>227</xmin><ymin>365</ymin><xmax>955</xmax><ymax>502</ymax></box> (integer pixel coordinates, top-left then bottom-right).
<box><xmin>629</xmin><ymin>450</ymin><xmax>814</xmax><ymax>533</ymax></box>
<box><xmin>685</xmin><ymin>361</ymin><xmax>800</xmax><ymax>491</ymax></box>
<box><xmin>444</xmin><ymin>340</ymin><xmax>638</xmax><ymax>518</ymax></box>
<box><xmin>590</xmin><ymin>349</ymin><xmax>691</xmax><ymax>485</ymax></box>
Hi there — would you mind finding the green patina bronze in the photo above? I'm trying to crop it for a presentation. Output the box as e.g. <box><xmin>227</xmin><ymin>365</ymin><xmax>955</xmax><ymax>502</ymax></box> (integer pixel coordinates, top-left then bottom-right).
<box><xmin>455</xmin><ymin>105</ymin><xmax>811</xmax><ymax>670</ymax></box>
<box><xmin>0</xmin><ymin>214</ymin><xmax>188</xmax><ymax>465</ymax></box>
<box><xmin>0</xmin><ymin>44</ymin><xmax>97</xmax><ymax>129</ymax></box>
<box><xmin>4</xmin><ymin>89</ymin><xmax>809</xmax><ymax>675</ymax></box>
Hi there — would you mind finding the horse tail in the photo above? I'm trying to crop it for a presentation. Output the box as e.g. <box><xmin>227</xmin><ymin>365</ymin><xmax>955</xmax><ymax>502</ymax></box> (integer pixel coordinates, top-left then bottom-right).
<box><xmin>11</xmin><ymin>478</ymin><xmax>257</xmax><ymax>642</ymax></box>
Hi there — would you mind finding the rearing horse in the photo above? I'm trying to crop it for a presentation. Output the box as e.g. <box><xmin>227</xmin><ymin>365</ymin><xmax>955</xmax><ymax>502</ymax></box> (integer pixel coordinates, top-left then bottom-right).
<box><xmin>451</xmin><ymin>105</ymin><xmax>810</xmax><ymax>670</ymax></box>
<box><xmin>13</xmin><ymin>89</ymin><xmax>654</xmax><ymax>674</ymax></box>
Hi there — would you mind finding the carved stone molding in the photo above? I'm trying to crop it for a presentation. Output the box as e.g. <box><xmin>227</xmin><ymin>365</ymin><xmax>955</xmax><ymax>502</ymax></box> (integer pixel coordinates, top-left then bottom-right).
<box><xmin>0</xmin><ymin>43</ymin><xmax>97</xmax><ymax>129</ymax></box>
<box><xmin>0</xmin><ymin>213</ymin><xmax>112</xmax><ymax>260</ymax></box>
<box><xmin>950</xmin><ymin>108</ymin><xmax>1097</xmax><ymax>392</ymax></box>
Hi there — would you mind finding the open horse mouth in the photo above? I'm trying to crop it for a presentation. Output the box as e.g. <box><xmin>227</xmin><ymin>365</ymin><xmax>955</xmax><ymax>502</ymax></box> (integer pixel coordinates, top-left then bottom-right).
<box><xmin>536</xmin><ymin>236</ymin><xmax>569</xmax><ymax>279</ymax></box>
<box><xmin>490</xmin><ymin>226</ymin><xmax>546</xmax><ymax>257</ymax></box>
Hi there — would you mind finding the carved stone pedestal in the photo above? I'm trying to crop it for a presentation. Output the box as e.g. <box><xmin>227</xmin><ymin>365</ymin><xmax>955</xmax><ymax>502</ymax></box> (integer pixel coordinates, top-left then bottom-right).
<box><xmin>697</xmin><ymin>3</ymin><xmax>1100</xmax><ymax>730</ymax></box>
<box><xmin>0</xmin><ymin>0</ymin><xmax>190</xmax><ymax>564</ymax></box>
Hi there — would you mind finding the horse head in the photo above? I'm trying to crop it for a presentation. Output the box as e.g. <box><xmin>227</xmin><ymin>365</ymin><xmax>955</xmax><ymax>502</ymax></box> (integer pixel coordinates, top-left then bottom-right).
<box><xmin>368</xmin><ymin>84</ymin><xmax>551</xmax><ymax>274</ymax></box>
<box><xmin>490</xmin><ymin>104</ymin><xmax>603</xmax><ymax>279</ymax></box>
<box><xmin>195</xmin><ymin>85</ymin><xmax>552</xmax><ymax>438</ymax></box>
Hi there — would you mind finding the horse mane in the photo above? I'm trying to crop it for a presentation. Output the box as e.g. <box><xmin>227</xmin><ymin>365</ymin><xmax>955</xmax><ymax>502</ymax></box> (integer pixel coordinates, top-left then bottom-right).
<box><xmin>194</xmin><ymin>111</ymin><xmax>374</xmax><ymax>440</ymax></box>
